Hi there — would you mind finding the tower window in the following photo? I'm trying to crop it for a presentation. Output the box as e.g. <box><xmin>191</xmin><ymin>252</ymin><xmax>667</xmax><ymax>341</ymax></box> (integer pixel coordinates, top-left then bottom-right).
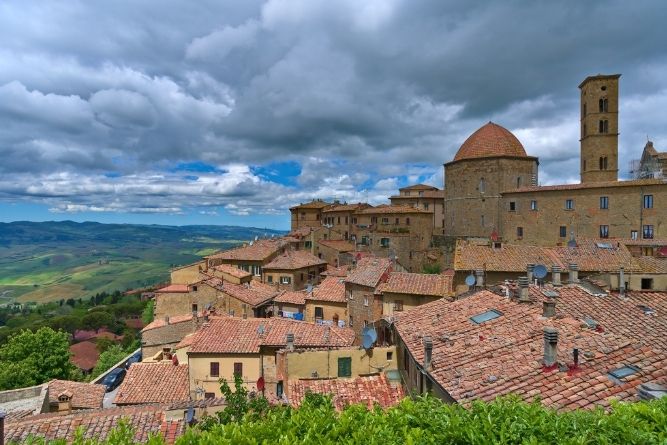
<box><xmin>530</xmin><ymin>200</ymin><xmax>538</xmax><ymax>211</ymax></box>
<box><xmin>599</xmin><ymin>98</ymin><xmax>608</xmax><ymax>113</ymax></box>
<box><xmin>479</xmin><ymin>178</ymin><xmax>485</xmax><ymax>193</ymax></box>
<box><xmin>600</xmin><ymin>196</ymin><xmax>609</xmax><ymax>209</ymax></box>
<box><xmin>583</xmin><ymin>160</ymin><xmax>587</xmax><ymax>171</ymax></box>
<box><xmin>599</xmin><ymin>120</ymin><xmax>609</xmax><ymax>134</ymax></box>
<box><xmin>643</xmin><ymin>225</ymin><xmax>654</xmax><ymax>239</ymax></box>
<box><xmin>583</xmin><ymin>124</ymin><xmax>586</xmax><ymax>137</ymax></box>
<box><xmin>509</xmin><ymin>201</ymin><xmax>516</xmax><ymax>211</ymax></box>
<box><xmin>516</xmin><ymin>177</ymin><xmax>521</xmax><ymax>188</ymax></box>
<box><xmin>644</xmin><ymin>195</ymin><xmax>653</xmax><ymax>209</ymax></box>
<box><xmin>565</xmin><ymin>199</ymin><xmax>574</xmax><ymax>210</ymax></box>
<box><xmin>559</xmin><ymin>226</ymin><xmax>567</xmax><ymax>238</ymax></box>
<box><xmin>583</xmin><ymin>103</ymin><xmax>587</xmax><ymax>117</ymax></box>
<box><xmin>599</xmin><ymin>225</ymin><xmax>609</xmax><ymax>238</ymax></box>
<box><xmin>516</xmin><ymin>227</ymin><xmax>524</xmax><ymax>238</ymax></box>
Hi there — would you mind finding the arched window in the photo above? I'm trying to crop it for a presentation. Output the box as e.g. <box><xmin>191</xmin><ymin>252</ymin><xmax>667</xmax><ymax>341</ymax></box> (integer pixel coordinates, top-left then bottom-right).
<box><xmin>479</xmin><ymin>178</ymin><xmax>485</xmax><ymax>194</ymax></box>
<box><xmin>599</xmin><ymin>98</ymin><xmax>608</xmax><ymax>113</ymax></box>
<box><xmin>599</xmin><ymin>120</ymin><xmax>608</xmax><ymax>134</ymax></box>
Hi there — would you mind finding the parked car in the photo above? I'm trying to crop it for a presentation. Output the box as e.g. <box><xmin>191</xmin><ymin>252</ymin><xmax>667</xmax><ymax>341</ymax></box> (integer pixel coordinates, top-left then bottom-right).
<box><xmin>125</xmin><ymin>351</ymin><xmax>142</xmax><ymax>369</ymax></box>
<box><xmin>102</xmin><ymin>368</ymin><xmax>126</xmax><ymax>392</ymax></box>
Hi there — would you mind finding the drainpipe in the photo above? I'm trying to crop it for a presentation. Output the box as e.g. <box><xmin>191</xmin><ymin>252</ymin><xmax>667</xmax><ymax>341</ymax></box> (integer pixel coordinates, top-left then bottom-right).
<box><xmin>619</xmin><ymin>267</ymin><xmax>626</xmax><ymax>296</ymax></box>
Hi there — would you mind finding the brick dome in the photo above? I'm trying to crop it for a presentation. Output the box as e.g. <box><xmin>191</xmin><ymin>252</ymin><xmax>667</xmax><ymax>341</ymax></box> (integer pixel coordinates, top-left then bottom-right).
<box><xmin>453</xmin><ymin>122</ymin><xmax>527</xmax><ymax>161</ymax></box>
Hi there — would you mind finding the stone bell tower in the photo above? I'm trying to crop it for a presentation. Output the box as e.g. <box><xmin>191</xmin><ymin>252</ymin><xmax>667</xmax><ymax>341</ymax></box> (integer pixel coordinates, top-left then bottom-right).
<box><xmin>579</xmin><ymin>74</ymin><xmax>620</xmax><ymax>183</ymax></box>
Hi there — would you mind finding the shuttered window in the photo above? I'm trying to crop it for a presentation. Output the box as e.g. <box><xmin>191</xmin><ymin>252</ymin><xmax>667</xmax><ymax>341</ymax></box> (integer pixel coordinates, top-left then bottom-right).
<box><xmin>233</xmin><ymin>362</ymin><xmax>243</xmax><ymax>377</ymax></box>
<box><xmin>210</xmin><ymin>362</ymin><xmax>219</xmax><ymax>377</ymax></box>
<box><xmin>337</xmin><ymin>357</ymin><xmax>352</xmax><ymax>377</ymax></box>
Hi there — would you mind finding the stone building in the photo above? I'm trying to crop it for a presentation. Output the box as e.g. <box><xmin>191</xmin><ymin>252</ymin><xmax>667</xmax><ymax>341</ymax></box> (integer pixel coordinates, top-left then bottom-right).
<box><xmin>262</xmin><ymin>250</ymin><xmax>327</xmax><ymax>291</ymax></box>
<box><xmin>289</xmin><ymin>199</ymin><xmax>331</xmax><ymax>231</ymax></box>
<box><xmin>153</xmin><ymin>282</ymin><xmax>218</xmax><ymax>321</ymax></box>
<box><xmin>389</xmin><ymin>184</ymin><xmax>445</xmax><ymax>235</ymax></box>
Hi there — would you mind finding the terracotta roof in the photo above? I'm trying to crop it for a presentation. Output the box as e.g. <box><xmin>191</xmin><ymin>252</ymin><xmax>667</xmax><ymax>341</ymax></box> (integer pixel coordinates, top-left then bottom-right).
<box><xmin>308</xmin><ymin>276</ymin><xmax>346</xmax><ymax>303</ymax></box>
<box><xmin>357</xmin><ymin>204</ymin><xmax>431</xmax><ymax>214</ymax></box>
<box><xmin>5</xmin><ymin>405</ymin><xmax>184</xmax><ymax>444</ymax></box>
<box><xmin>48</xmin><ymin>380</ymin><xmax>105</xmax><ymax>410</ymax></box>
<box><xmin>290</xmin><ymin>200</ymin><xmax>331</xmax><ymax>210</ymax></box>
<box><xmin>321</xmin><ymin>264</ymin><xmax>351</xmax><ymax>277</ymax></box>
<box><xmin>454</xmin><ymin>239</ymin><xmax>639</xmax><ymax>274</ymax></box>
<box><xmin>318</xmin><ymin>239</ymin><xmax>356</xmax><ymax>252</ymax></box>
<box><xmin>115</xmin><ymin>363</ymin><xmax>189</xmax><ymax>405</ymax></box>
<box><xmin>219</xmin><ymin>281</ymin><xmax>279</xmax><ymax>307</ymax></box>
<box><xmin>206</xmin><ymin>239</ymin><xmax>284</xmax><ymax>262</ymax></box>
<box><xmin>618</xmin><ymin>238</ymin><xmax>667</xmax><ymax>247</ymax></box>
<box><xmin>399</xmin><ymin>184</ymin><xmax>440</xmax><ymax>191</ymax></box>
<box><xmin>288</xmin><ymin>374</ymin><xmax>405</xmax><ymax>410</ymax></box>
<box><xmin>69</xmin><ymin>341</ymin><xmax>99</xmax><ymax>372</ymax></box>
<box><xmin>188</xmin><ymin>317</ymin><xmax>355</xmax><ymax>354</ymax></box>
<box><xmin>155</xmin><ymin>284</ymin><xmax>190</xmax><ymax>293</ymax></box>
<box><xmin>142</xmin><ymin>314</ymin><xmax>199</xmax><ymax>348</ymax></box>
<box><xmin>213</xmin><ymin>264</ymin><xmax>252</xmax><ymax>279</ymax></box>
<box><xmin>636</xmin><ymin>256</ymin><xmax>667</xmax><ymax>274</ymax></box>
<box><xmin>322</xmin><ymin>203</ymin><xmax>368</xmax><ymax>213</ymax></box>
<box><xmin>394</xmin><ymin>285</ymin><xmax>667</xmax><ymax>410</ymax></box>
<box><xmin>378</xmin><ymin>271</ymin><xmax>454</xmax><ymax>298</ymax></box>
<box><xmin>264</xmin><ymin>250</ymin><xmax>327</xmax><ymax>270</ymax></box>
<box><xmin>174</xmin><ymin>333</ymin><xmax>196</xmax><ymax>350</ymax></box>
<box><xmin>503</xmin><ymin>178</ymin><xmax>666</xmax><ymax>194</ymax></box>
<box><xmin>288</xmin><ymin>227</ymin><xmax>316</xmax><ymax>238</ymax></box>
<box><xmin>274</xmin><ymin>290</ymin><xmax>307</xmax><ymax>305</ymax></box>
<box><xmin>345</xmin><ymin>257</ymin><xmax>392</xmax><ymax>288</ymax></box>
<box><xmin>142</xmin><ymin>314</ymin><xmax>194</xmax><ymax>332</ymax></box>
<box><xmin>453</xmin><ymin>122</ymin><xmax>528</xmax><ymax>162</ymax></box>
<box><xmin>390</xmin><ymin>190</ymin><xmax>444</xmax><ymax>199</ymax></box>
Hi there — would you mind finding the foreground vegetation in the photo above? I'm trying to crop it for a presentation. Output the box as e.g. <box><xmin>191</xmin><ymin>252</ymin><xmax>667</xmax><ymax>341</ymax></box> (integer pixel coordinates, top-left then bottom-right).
<box><xmin>21</xmin><ymin>393</ymin><xmax>667</xmax><ymax>444</ymax></box>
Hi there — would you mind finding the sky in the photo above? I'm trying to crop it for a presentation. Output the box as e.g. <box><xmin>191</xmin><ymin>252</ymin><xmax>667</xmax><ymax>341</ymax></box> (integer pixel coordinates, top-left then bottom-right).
<box><xmin>1</xmin><ymin>1</ymin><xmax>666</xmax><ymax>230</ymax></box>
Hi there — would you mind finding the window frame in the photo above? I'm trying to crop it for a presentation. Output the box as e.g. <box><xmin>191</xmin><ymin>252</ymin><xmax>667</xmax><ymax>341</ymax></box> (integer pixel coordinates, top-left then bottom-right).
<box><xmin>565</xmin><ymin>199</ymin><xmax>574</xmax><ymax>210</ymax></box>
<box><xmin>559</xmin><ymin>226</ymin><xmax>567</xmax><ymax>238</ymax></box>
<box><xmin>643</xmin><ymin>225</ymin><xmax>654</xmax><ymax>239</ymax></box>
<box><xmin>530</xmin><ymin>200</ymin><xmax>538</xmax><ymax>211</ymax></box>
<box><xmin>599</xmin><ymin>225</ymin><xmax>609</xmax><ymax>239</ymax></box>
<box><xmin>644</xmin><ymin>195</ymin><xmax>653</xmax><ymax>209</ymax></box>
<box><xmin>600</xmin><ymin>196</ymin><xmax>609</xmax><ymax>209</ymax></box>
<box><xmin>210</xmin><ymin>362</ymin><xmax>220</xmax><ymax>378</ymax></box>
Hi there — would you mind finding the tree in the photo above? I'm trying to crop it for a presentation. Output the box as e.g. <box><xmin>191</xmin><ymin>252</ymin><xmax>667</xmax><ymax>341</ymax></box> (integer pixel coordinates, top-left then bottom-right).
<box><xmin>0</xmin><ymin>327</ymin><xmax>75</xmax><ymax>390</ymax></box>
<box><xmin>422</xmin><ymin>263</ymin><xmax>442</xmax><ymax>274</ymax></box>
<box><xmin>96</xmin><ymin>336</ymin><xmax>115</xmax><ymax>353</ymax></box>
<box><xmin>91</xmin><ymin>345</ymin><xmax>128</xmax><ymax>379</ymax></box>
<box><xmin>142</xmin><ymin>300</ymin><xmax>154</xmax><ymax>325</ymax></box>
<box><xmin>81</xmin><ymin>311</ymin><xmax>114</xmax><ymax>331</ymax></box>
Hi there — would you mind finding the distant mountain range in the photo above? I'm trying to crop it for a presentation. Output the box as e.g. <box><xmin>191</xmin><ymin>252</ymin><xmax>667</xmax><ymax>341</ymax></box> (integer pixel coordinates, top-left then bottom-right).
<box><xmin>0</xmin><ymin>221</ymin><xmax>285</xmax><ymax>304</ymax></box>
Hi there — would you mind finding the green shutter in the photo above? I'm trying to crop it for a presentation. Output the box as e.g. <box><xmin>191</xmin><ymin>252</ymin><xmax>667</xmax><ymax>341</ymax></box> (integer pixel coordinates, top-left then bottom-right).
<box><xmin>337</xmin><ymin>357</ymin><xmax>352</xmax><ymax>377</ymax></box>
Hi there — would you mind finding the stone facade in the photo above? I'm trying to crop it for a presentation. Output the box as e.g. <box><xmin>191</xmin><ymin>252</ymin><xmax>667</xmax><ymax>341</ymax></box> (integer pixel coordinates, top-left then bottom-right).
<box><xmin>170</xmin><ymin>262</ymin><xmax>204</xmax><ymax>285</ymax></box>
<box><xmin>154</xmin><ymin>283</ymin><xmax>218</xmax><ymax>320</ymax></box>
<box><xmin>389</xmin><ymin>184</ymin><xmax>445</xmax><ymax>235</ymax></box>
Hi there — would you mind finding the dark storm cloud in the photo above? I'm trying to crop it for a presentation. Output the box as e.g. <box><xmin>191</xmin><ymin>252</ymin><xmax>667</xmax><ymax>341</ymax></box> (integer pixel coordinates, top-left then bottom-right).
<box><xmin>0</xmin><ymin>0</ymin><xmax>666</xmax><ymax>213</ymax></box>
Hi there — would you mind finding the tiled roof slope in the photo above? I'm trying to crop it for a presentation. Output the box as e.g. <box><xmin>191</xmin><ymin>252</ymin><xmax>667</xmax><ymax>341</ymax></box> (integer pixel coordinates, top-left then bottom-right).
<box><xmin>322</xmin><ymin>203</ymin><xmax>368</xmax><ymax>212</ymax></box>
<box><xmin>274</xmin><ymin>290</ymin><xmax>307</xmax><ymax>305</ymax></box>
<box><xmin>48</xmin><ymin>380</ymin><xmax>105</xmax><ymax>410</ymax></box>
<box><xmin>288</xmin><ymin>374</ymin><xmax>405</xmax><ymax>410</ymax></box>
<box><xmin>318</xmin><ymin>239</ymin><xmax>356</xmax><ymax>252</ymax></box>
<box><xmin>213</xmin><ymin>264</ymin><xmax>252</xmax><ymax>279</ymax></box>
<box><xmin>69</xmin><ymin>341</ymin><xmax>99</xmax><ymax>371</ymax></box>
<box><xmin>206</xmin><ymin>239</ymin><xmax>284</xmax><ymax>261</ymax></box>
<box><xmin>115</xmin><ymin>363</ymin><xmax>189</xmax><ymax>405</ymax></box>
<box><xmin>308</xmin><ymin>276</ymin><xmax>346</xmax><ymax>303</ymax></box>
<box><xmin>345</xmin><ymin>257</ymin><xmax>392</xmax><ymax>288</ymax></box>
<box><xmin>357</xmin><ymin>204</ymin><xmax>431</xmax><ymax>214</ymax></box>
<box><xmin>264</xmin><ymin>250</ymin><xmax>327</xmax><ymax>270</ymax></box>
<box><xmin>399</xmin><ymin>184</ymin><xmax>439</xmax><ymax>191</ymax></box>
<box><xmin>503</xmin><ymin>178</ymin><xmax>666</xmax><ymax>194</ymax></box>
<box><xmin>188</xmin><ymin>317</ymin><xmax>355</xmax><ymax>354</ymax></box>
<box><xmin>454</xmin><ymin>239</ymin><xmax>639</xmax><ymax>273</ymax></box>
<box><xmin>289</xmin><ymin>200</ymin><xmax>331</xmax><ymax>210</ymax></box>
<box><xmin>322</xmin><ymin>264</ymin><xmax>351</xmax><ymax>277</ymax></box>
<box><xmin>378</xmin><ymin>271</ymin><xmax>454</xmax><ymax>298</ymax></box>
<box><xmin>394</xmin><ymin>286</ymin><xmax>667</xmax><ymax>410</ymax></box>
<box><xmin>453</xmin><ymin>122</ymin><xmax>528</xmax><ymax>162</ymax></box>
<box><xmin>142</xmin><ymin>314</ymin><xmax>199</xmax><ymax>348</ymax></box>
<box><xmin>155</xmin><ymin>284</ymin><xmax>190</xmax><ymax>293</ymax></box>
<box><xmin>5</xmin><ymin>406</ymin><xmax>184</xmax><ymax>444</ymax></box>
<box><xmin>390</xmin><ymin>190</ymin><xmax>444</xmax><ymax>199</ymax></box>
<box><xmin>218</xmin><ymin>281</ymin><xmax>279</xmax><ymax>307</ymax></box>
<box><xmin>636</xmin><ymin>256</ymin><xmax>667</xmax><ymax>274</ymax></box>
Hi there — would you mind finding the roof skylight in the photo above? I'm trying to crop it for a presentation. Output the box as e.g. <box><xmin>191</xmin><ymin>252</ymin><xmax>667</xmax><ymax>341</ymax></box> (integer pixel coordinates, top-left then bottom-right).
<box><xmin>470</xmin><ymin>309</ymin><xmax>502</xmax><ymax>324</ymax></box>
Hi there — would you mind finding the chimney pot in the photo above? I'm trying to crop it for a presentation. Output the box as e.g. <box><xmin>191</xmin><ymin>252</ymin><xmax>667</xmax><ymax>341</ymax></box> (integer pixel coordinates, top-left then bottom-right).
<box><xmin>551</xmin><ymin>265</ymin><xmax>562</xmax><ymax>286</ymax></box>
<box><xmin>286</xmin><ymin>332</ymin><xmax>295</xmax><ymax>351</ymax></box>
<box><xmin>619</xmin><ymin>267</ymin><xmax>626</xmax><ymax>296</ymax></box>
<box><xmin>423</xmin><ymin>335</ymin><xmax>433</xmax><ymax>370</ymax></box>
<box><xmin>475</xmin><ymin>269</ymin><xmax>484</xmax><ymax>287</ymax></box>
<box><xmin>526</xmin><ymin>264</ymin><xmax>535</xmax><ymax>282</ymax></box>
<box><xmin>568</xmin><ymin>263</ymin><xmax>579</xmax><ymax>284</ymax></box>
<box><xmin>543</xmin><ymin>327</ymin><xmax>558</xmax><ymax>367</ymax></box>
<box><xmin>573</xmin><ymin>348</ymin><xmax>579</xmax><ymax>367</ymax></box>
<box><xmin>518</xmin><ymin>276</ymin><xmax>530</xmax><ymax>302</ymax></box>
<box><xmin>542</xmin><ymin>300</ymin><xmax>556</xmax><ymax>318</ymax></box>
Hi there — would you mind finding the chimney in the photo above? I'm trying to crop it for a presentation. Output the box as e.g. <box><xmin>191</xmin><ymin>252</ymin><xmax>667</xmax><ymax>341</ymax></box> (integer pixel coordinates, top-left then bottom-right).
<box><xmin>551</xmin><ymin>265</ymin><xmax>562</xmax><ymax>286</ymax></box>
<box><xmin>526</xmin><ymin>264</ymin><xmax>535</xmax><ymax>282</ymax></box>
<box><xmin>619</xmin><ymin>267</ymin><xmax>626</xmax><ymax>296</ymax></box>
<box><xmin>542</xmin><ymin>299</ymin><xmax>556</xmax><ymax>318</ymax></box>
<box><xmin>423</xmin><ymin>335</ymin><xmax>433</xmax><ymax>371</ymax></box>
<box><xmin>518</xmin><ymin>276</ymin><xmax>531</xmax><ymax>303</ymax></box>
<box><xmin>568</xmin><ymin>263</ymin><xmax>579</xmax><ymax>284</ymax></box>
<box><xmin>57</xmin><ymin>391</ymin><xmax>73</xmax><ymax>414</ymax></box>
<box><xmin>543</xmin><ymin>327</ymin><xmax>558</xmax><ymax>367</ymax></box>
<box><xmin>286</xmin><ymin>332</ymin><xmax>295</xmax><ymax>352</ymax></box>
<box><xmin>475</xmin><ymin>269</ymin><xmax>484</xmax><ymax>287</ymax></box>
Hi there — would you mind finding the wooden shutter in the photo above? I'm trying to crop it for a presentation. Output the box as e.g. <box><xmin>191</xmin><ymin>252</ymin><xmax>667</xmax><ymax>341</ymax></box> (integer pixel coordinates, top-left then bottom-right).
<box><xmin>210</xmin><ymin>362</ymin><xmax>219</xmax><ymax>377</ymax></box>
<box><xmin>234</xmin><ymin>362</ymin><xmax>243</xmax><ymax>376</ymax></box>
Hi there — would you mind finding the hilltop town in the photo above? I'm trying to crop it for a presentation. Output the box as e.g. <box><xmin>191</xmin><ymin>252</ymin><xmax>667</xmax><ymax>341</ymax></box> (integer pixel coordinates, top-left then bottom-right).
<box><xmin>1</xmin><ymin>74</ymin><xmax>666</xmax><ymax>443</ymax></box>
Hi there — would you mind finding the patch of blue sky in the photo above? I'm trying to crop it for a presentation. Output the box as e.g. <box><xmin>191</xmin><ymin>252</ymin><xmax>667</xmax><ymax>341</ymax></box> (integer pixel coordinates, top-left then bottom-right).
<box><xmin>171</xmin><ymin>161</ymin><xmax>220</xmax><ymax>174</ymax></box>
<box><xmin>251</xmin><ymin>161</ymin><xmax>301</xmax><ymax>186</ymax></box>
<box><xmin>104</xmin><ymin>172</ymin><xmax>122</xmax><ymax>178</ymax></box>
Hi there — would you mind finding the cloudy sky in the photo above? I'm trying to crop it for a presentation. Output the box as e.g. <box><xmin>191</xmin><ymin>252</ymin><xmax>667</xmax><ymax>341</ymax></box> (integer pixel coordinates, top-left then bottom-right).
<box><xmin>1</xmin><ymin>1</ymin><xmax>666</xmax><ymax>229</ymax></box>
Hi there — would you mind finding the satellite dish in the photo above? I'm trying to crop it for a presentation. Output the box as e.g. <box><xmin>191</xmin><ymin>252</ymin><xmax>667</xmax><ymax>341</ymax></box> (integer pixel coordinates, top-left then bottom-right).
<box><xmin>465</xmin><ymin>274</ymin><xmax>476</xmax><ymax>286</ymax></box>
<box><xmin>368</xmin><ymin>327</ymin><xmax>377</xmax><ymax>342</ymax></box>
<box><xmin>534</xmin><ymin>264</ymin><xmax>548</xmax><ymax>279</ymax></box>
<box><xmin>254</xmin><ymin>235</ymin><xmax>259</xmax><ymax>241</ymax></box>
<box><xmin>306</xmin><ymin>284</ymin><xmax>313</xmax><ymax>293</ymax></box>
<box><xmin>361</xmin><ymin>334</ymin><xmax>374</xmax><ymax>349</ymax></box>
<box><xmin>249</xmin><ymin>241</ymin><xmax>254</xmax><ymax>246</ymax></box>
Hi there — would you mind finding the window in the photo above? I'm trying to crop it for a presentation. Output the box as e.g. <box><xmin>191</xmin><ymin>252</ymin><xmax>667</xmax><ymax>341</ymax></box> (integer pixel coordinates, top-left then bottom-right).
<box><xmin>600</xmin><ymin>196</ymin><xmax>609</xmax><ymax>209</ymax></box>
<box><xmin>644</xmin><ymin>195</ymin><xmax>653</xmax><ymax>209</ymax></box>
<box><xmin>204</xmin><ymin>392</ymin><xmax>215</xmax><ymax>399</ymax></box>
<box><xmin>559</xmin><ymin>226</ymin><xmax>567</xmax><ymax>238</ymax></box>
<box><xmin>345</xmin><ymin>216</ymin><xmax>348</xmax><ymax>224</ymax></box>
<box><xmin>608</xmin><ymin>365</ymin><xmax>639</xmax><ymax>381</ymax></box>
<box><xmin>583</xmin><ymin>124</ymin><xmax>587</xmax><ymax>138</ymax></box>
<box><xmin>300</xmin><ymin>273</ymin><xmax>304</xmax><ymax>281</ymax></box>
<box><xmin>251</xmin><ymin>265</ymin><xmax>261</xmax><ymax>276</ymax></box>
<box><xmin>267</xmin><ymin>275</ymin><xmax>273</xmax><ymax>283</ymax></box>
<box><xmin>480</xmin><ymin>215</ymin><xmax>485</xmax><ymax>227</ymax></box>
<box><xmin>210</xmin><ymin>362</ymin><xmax>219</xmax><ymax>377</ymax></box>
<box><xmin>280</xmin><ymin>276</ymin><xmax>291</xmax><ymax>284</ymax></box>
<box><xmin>530</xmin><ymin>200</ymin><xmax>538</xmax><ymax>211</ymax></box>
<box><xmin>229</xmin><ymin>309</ymin><xmax>235</xmax><ymax>316</ymax></box>
<box><xmin>381</xmin><ymin>217</ymin><xmax>389</xmax><ymax>225</ymax></box>
<box><xmin>349</xmin><ymin>315</ymin><xmax>353</xmax><ymax>327</ymax></box>
<box><xmin>643</xmin><ymin>225</ymin><xmax>654</xmax><ymax>239</ymax></box>
<box><xmin>516</xmin><ymin>177</ymin><xmax>521</xmax><ymax>188</ymax></box>
<box><xmin>352</xmin><ymin>217</ymin><xmax>357</xmax><ymax>224</ymax></box>
<box><xmin>386</xmin><ymin>351</ymin><xmax>393</xmax><ymax>361</ymax></box>
<box><xmin>393</xmin><ymin>300</ymin><xmax>404</xmax><ymax>312</ymax></box>
<box><xmin>395</xmin><ymin>218</ymin><xmax>399</xmax><ymax>225</ymax></box>
<box><xmin>361</xmin><ymin>236</ymin><xmax>369</xmax><ymax>246</ymax></box>
<box><xmin>380</xmin><ymin>238</ymin><xmax>390</xmax><ymax>248</ymax></box>
<box><xmin>304</xmin><ymin>241</ymin><xmax>312</xmax><ymax>248</ymax></box>
<box><xmin>479</xmin><ymin>178</ymin><xmax>485</xmax><ymax>193</ymax></box>
<box><xmin>599</xmin><ymin>156</ymin><xmax>608</xmax><ymax>170</ymax></box>
<box><xmin>363</xmin><ymin>297</ymin><xmax>369</xmax><ymax>307</ymax></box>
<box><xmin>406</xmin><ymin>217</ymin><xmax>410</xmax><ymax>226</ymax></box>
<box><xmin>583</xmin><ymin>103</ymin><xmax>587</xmax><ymax>117</ymax></box>
<box><xmin>642</xmin><ymin>247</ymin><xmax>654</xmax><ymax>256</ymax></box>
<box><xmin>599</xmin><ymin>225</ymin><xmax>609</xmax><ymax>238</ymax></box>
<box><xmin>192</xmin><ymin>304</ymin><xmax>198</xmax><ymax>313</ymax></box>
<box><xmin>337</xmin><ymin>357</ymin><xmax>352</xmax><ymax>377</ymax></box>
<box><xmin>599</xmin><ymin>98</ymin><xmax>608</xmax><ymax>113</ymax></box>
<box><xmin>641</xmin><ymin>278</ymin><xmax>654</xmax><ymax>290</ymax></box>
<box><xmin>565</xmin><ymin>199</ymin><xmax>574</xmax><ymax>210</ymax></box>
<box><xmin>631</xmin><ymin>230</ymin><xmax>638</xmax><ymax>240</ymax></box>
<box><xmin>517</xmin><ymin>227</ymin><xmax>523</xmax><ymax>238</ymax></box>
<box><xmin>470</xmin><ymin>309</ymin><xmax>502</xmax><ymax>324</ymax></box>
<box><xmin>371</xmin><ymin>216</ymin><xmax>377</xmax><ymax>224</ymax></box>
<box><xmin>509</xmin><ymin>201</ymin><xmax>516</xmax><ymax>211</ymax></box>
<box><xmin>314</xmin><ymin>306</ymin><xmax>324</xmax><ymax>320</ymax></box>
<box><xmin>418</xmin><ymin>191</ymin><xmax>424</xmax><ymax>197</ymax></box>
<box><xmin>424</xmin><ymin>203</ymin><xmax>429</xmax><ymax>210</ymax></box>
<box><xmin>599</xmin><ymin>120</ymin><xmax>608</xmax><ymax>134</ymax></box>
<box><xmin>583</xmin><ymin>159</ymin><xmax>587</xmax><ymax>171</ymax></box>
<box><xmin>403</xmin><ymin>348</ymin><xmax>409</xmax><ymax>371</ymax></box>
<box><xmin>346</xmin><ymin>290</ymin><xmax>353</xmax><ymax>300</ymax></box>
<box><xmin>192</xmin><ymin>285</ymin><xmax>198</xmax><ymax>292</ymax></box>
<box><xmin>233</xmin><ymin>362</ymin><xmax>243</xmax><ymax>377</ymax></box>
<box><xmin>337</xmin><ymin>217</ymin><xmax>340</xmax><ymax>224</ymax></box>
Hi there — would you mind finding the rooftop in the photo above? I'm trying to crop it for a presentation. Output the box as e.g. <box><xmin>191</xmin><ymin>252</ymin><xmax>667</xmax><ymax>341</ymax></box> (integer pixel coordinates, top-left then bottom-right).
<box><xmin>318</xmin><ymin>239</ymin><xmax>356</xmax><ymax>252</ymax></box>
<box><xmin>322</xmin><ymin>203</ymin><xmax>369</xmax><ymax>213</ymax></box>
<box><xmin>264</xmin><ymin>250</ymin><xmax>327</xmax><ymax>270</ymax></box>
<box><xmin>453</xmin><ymin>122</ymin><xmax>528</xmax><ymax>162</ymax></box>
<box><xmin>69</xmin><ymin>341</ymin><xmax>99</xmax><ymax>372</ymax></box>
<box><xmin>289</xmin><ymin>199</ymin><xmax>331</xmax><ymax>210</ymax></box>
<box><xmin>399</xmin><ymin>184</ymin><xmax>440</xmax><ymax>191</ymax></box>
<box><xmin>636</xmin><ymin>256</ymin><xmax>667</xmax><ymax>274</ymax></box>
<box><xmin>213</xmin><ymin>264</ymin><xmax>252</xmax><ymax>279</ymax></box>
<box><xmin>378</xmin><ymin>271</ymin><xmax>454</xmax><ymax>298</ymax></box>
<box><xmin>274</xmin><ymin>290</ymin><xmax>307</xmax><ymax>305</ymax></box>
<box><xmin>155</xmin><ymin>284</ymin><xmax>190</xmax><ymax>293</ymax></box>
<box><xmin>503</xmin><ymin>178</ymin><xmax>666</xmax><ymax>194</ymax></box>
<box><xmin>217</xmin><ymin>280</ymin><xmax>279</xmax><ymax>307</ymax></box>
<box><xmin>188</xmin><ymin>317</ymin><xmax>355</xmax><ymax>354</ymax></box>
<box><xmin>321</xmin><ymin>264</ymin><xmax>351</xmax><ymax>277</ymax></box>
<box><xmin>345</xmin><ymin>257</ymin><xmax>393</xmax><ymax>288</ymax></box>
<box><xmin>115</xmin><ymin>363</ymin><xmax>190</xmax><ymax>405</ymax></box>
<box><xmin>206</xmin><ymin>239</ymin><xmax>284</xmax><ymax>262</ymax></box>
<box><xmin>288</xmin><ymin>374</ymin><xmax>405</xmax><ymax>411</ymax></box>
<box><xmin>308</xmin><ymin>276</ymin><xmax>346</xmax><ymax>303</ymax></box>
<box><xmin>357</xmin><ymin>204</ymin><xmax>431</xmax><ymax>215</ymax></box>
<box><xmin>48</xmin><ymin>380</ymin><xmax>105</xmax><ymax>410</ymax></box>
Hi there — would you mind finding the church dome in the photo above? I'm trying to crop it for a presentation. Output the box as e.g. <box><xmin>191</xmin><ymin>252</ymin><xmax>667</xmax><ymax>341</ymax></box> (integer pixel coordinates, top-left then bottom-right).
<box><xmin>453</xmin><ymin>122</ymin><xmax>527</xmax><ymax>162</ymax></box>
